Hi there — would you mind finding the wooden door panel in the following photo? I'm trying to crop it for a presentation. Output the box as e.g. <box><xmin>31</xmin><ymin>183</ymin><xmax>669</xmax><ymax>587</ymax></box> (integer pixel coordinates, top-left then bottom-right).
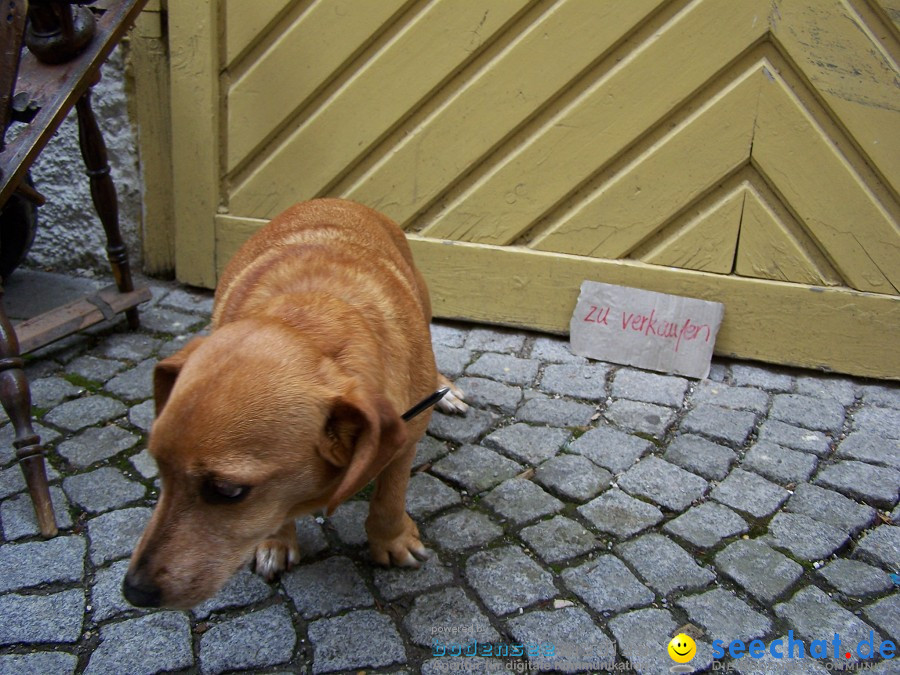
<box><xmin>163</xmin><ymin>0</ymin><xmax>900</xmax><ymax>377</ymax></box>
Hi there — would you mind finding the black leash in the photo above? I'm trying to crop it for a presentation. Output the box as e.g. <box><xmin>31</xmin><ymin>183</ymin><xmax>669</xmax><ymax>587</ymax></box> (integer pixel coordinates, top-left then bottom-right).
<box><xmin>401</xmin><ymin>387</ymin><xmax>450</xmax><ymax>421</ymax></box>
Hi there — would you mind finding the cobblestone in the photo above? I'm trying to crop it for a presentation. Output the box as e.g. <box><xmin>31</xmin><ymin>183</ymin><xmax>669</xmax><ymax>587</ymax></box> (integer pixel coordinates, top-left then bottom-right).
<box><xmin>0</xmin><ymin>590</ymin><xmax>84</xmax><ymax>645</ymax></box>
<box><xmin>453</xmin><ymin>376</ymin><xmax>521</xmax><ymax>414</ymax></box>
<box><xmin>1</xmin><ymin>487</ymin><xmax>73</xmax><ymax>539</ymax></box>
<box><xmin>742</xmin><ymin>441</ymin><xmax>819</xmax><ymax>485</ymax></box>
<box><xmin>835</xmin><ymin>432</ymin><xmax>900</xmax><ymax>470</ymax></box>
<box><xmin>0</xmin><ymin>652</ymin><xmax>79</xmax><ymax>674</ymax></box>
<box><xmin>611</xmin><ymin>368</ymin><xmax>689</xmax><ymax>407</ymax></box>
<box><xmin>30</xmin><ymin>376</ymin><xmax>82</xmax><ymax>408</ymax></box>
<box><xmin>817</xmin><ymin>558</ymin><xmax>894</xmax><ymax>597</ymax></box>
<box><xmin>538</xmin><ymin>362</ymin><xmax>609</xmax><ymax>400</ymax></box>
<box><xmin>529</xmin><ymin>336</ymin><xmax>586</xmax><ymax>363</ymax></box>
<box><xmin>663</xmin><ymin>434</ymin><xmax>736</xmax><ymax>481</ymax></box>
<box><xmin>863</xmin><ymin>594</ymin><xmax>900</xmax><ymax>644</ymax></box>
<box><xmin>604</xmin><ymin>399</ymin><xmax>675</xmax><ymax>438</ymax></box>
<box><xmin>465</xmin><ymin>545</ymin><xmax>557</xmax><ymax>615</ymax></box>
<box><xmin>3</xmin><ymin>274</ymin><xmax>898</xmax><ymax>673</ymax></box>
<box><xmin>62</xmin><ymin>467</ymin><xmax>146</xmax><ymax>513</ymax></box>
<box><xmin>309</xmin><ymin>609</ymin><xmax>406</xmax><ymax>674</ymax></box>
<box><xmin>763</xmin><ymin>511</ymin><xmax>849</xmax><ymax>561</ymax></box>
<box><xmin>87</xmin><ymin>507</ymin><xmax>153</xmax><ymax>565</ymax></box>
<box><xmin>616</xmin><ymin>533</ymin><xmax>715</xmax><ymax>596</ymax></box>
<box><xmin>853</xmin><ymin>525</ymin><xmax>900</xmax><ymax>572</ymax></box>
<box><xmin>568</xmin><ymin>426</ymin><xmax>654</xmax><ymax>473</ymax></box>
<box><xmin>431</xmin><ymin>444</ymin><xmax>522</xmax><ymax>494</ymax></box>
<box><xmin>715</xmin><ymin>539</ymin><xmax>803</xmax><ymax>603</ymax></box>
<box><xmin>785</xmin><ymin>482</ymin><xmax>877</xmax><ymax>536</ymax></box>
<box><xmin>85</xmin><ymin>612</ymin><xmax>192</xmax><ymax>675</ymax></box>
<box><xmin>561</xmin><ymin>555</ymin><xmax>654</xmax><ymax>614</ymax></box>
<box><xmin>617</xmin><ymin>455</ymin><xmax>708</xmax><ymax>511</ymax></box>
<box><xmin>434</xmin><ymin>346</ymin><xmax>472</xmax><ymax>379</ymax></box>
<box><xmin>677</xmin><ymin>588</ymin><xmax>772</xmax><ymax>643</ymax></box>
<box><xmin>425</xmin><ymin>509</ymin><xmax>503</xmax><ymax>552</ymax></box>
<box><xmin>757</xmin><ymin>419</ymin><xmax>832</xmax><ymax>456</ymax></box>
<box><xmin>282</xmin><ymin>556</ymin><xmax>372</xmax><ymax>619</ymax></box>
<box><xmin>466</xmin><ymin>353</ymin><xmax>540</xmax><ymax>386</ymax></box>
<box><xmin>465</xmin><ymin>327</ymin><xmax>526</xmax><ymax>354</ymax></box>
<box><xmin>128</xmin><ymin>399</ymin><xmax>155</xmax><ymax>432</ymax></box>
<box><xmin>861</xmin><ymin>384</ymin><xmax>900</xmax><ymax>410</ymax></box>
<box><xmin>775</xmin><ymin>586</ymin><xmax>883</xmax><ymax>665</ymax></box>
<box><xmin>534</xmin><ymin>453</ymin><xmax>612</xmax><ymax>501</ymax></box>
<box><xmin>199</xmin><ymin>605</ymin><xmax>295</xmax><ymax>674</ymax></box>
<box><xmin>682</xmin><ymin>404</ymin><xmax>757</xmax><ymax>446</ymax></box>
<box><xmin>428</xmin><ymin>409</ymin><xmax>497</xmax><ymax>444</ymax></box>
<box><xmin>662</xmin><ymin>502</ymin><xmax>748</xmax><ymax>549</ymax></box>
<box><xmin>192</xmin><ymin>569</ymin><xmax>273</xmax><ymax>620</ymax></box>
<box><xmin>103</xmin><ymin>359</ymin><xmax>155</xmax><ymax>401</ymax></box>
<box><xmin>519</xmin><ymin>515</ymin><xmax>599</xmax><ymax>563</ymax></box>
<box><xmin>56</xmin><ymin>425</ymin><xmax>140</xmax><ymax>468</ymax></box>
<box><xmin>770</xmin><ymin>393</ymin><xmax>846</xmax><ymax>432</ymax></box>
<box><xmin>405</xmin><ymin>473</ymin><xmax>462</xmax><ymax>520</ymax></box>
<box><xmin>711</xmin><ymin>468</ymin><xmax>790</xmax><ymax>518</ymax></box>
<box><xmin>482</xmin><ymin>422</ymin><xmax>569</xmax><ymax>465</ymax></box>
<box><xmin>403</xmin><ymin>587</ymin><xmax>498</xmax><ymax>647</ymax></box>
<box><xmin>0</xmin><ymin>536</ymin><xmax>85</xmax><ymax>592</ymax></box>
<box><xmin>43</xmin><ymin>395</ymin><xmax>127</xmax><ymax>431</ymax></box>
<box><xmin>373</xmin><ymin>552</ymin><xmax>453</xmax><ymax>601</ymax></box>
<box><xmin>691</xmin><ymin>381</ymin><xmax>769</xmax><ymax>413</ymax></box>
<box><xmin>326</xmin><ymin>501</ymin><xmax>367</xmax><ymax>546</ymax></box>
<box><xmin>795</xmin><ymin>374</ymin><xmax>859</xmax><ymax>406</ymax></box>
<box><xmin>730</xmin><ymin>364</ymin><xmax>794</xmax><ymax>391</ymax></box>
<box><xmin>413</xmin><ymin>435</ymin><xmax>450</xmax><ymax>468</ymax></box>
<box><xmin>507</xmin><ymin>607</ymin><xmax>616</xmax><ymax>673</ymax></box>
<box><xmin>608</xmin><ymin>607</ymin><xmax>713</xmax><ymax>674</ymax></box>
<box><xmin>853</xmin><ymin>405</ymin><xmax>900</xmax><ymax>439</ymax></box>
<box><xmin>577</xmin><ymin>488</ymin><xmax>664</xmax><ymax>538</ymax></box>
<box><xmin>482</xmin><ymin>478</ymin><xmax>563</xmax><ymax>524</ymax></box>
<box><xmin>814</xmin><ymin>460</ymin><xmax>900</xmax><ymax>509</ymax></box>
<box><xmin>514</xmin><ymin>394</ymin><xmax>597</xmax><ymax>427</ymax></box>
<box><xmin>431</xmin><ymin>323</ymin><xmax>468</xmax><ymax>348</ymax></box>
<box><xmin>129</xmin><ymin>448</ymin><xmax>158</xmax><ymax>479</ymax></box>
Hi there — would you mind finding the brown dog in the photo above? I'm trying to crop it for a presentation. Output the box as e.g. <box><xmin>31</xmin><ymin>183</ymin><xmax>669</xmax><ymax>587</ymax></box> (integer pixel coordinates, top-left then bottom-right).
<box><xmin>122</xmin><ymin>199</ymin><xmax>466</xmax><ymax>609</ymax></box>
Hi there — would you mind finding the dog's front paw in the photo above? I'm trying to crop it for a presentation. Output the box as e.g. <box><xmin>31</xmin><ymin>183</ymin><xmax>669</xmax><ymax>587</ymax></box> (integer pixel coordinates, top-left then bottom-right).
<box><xmin>437</xmin><ymin>375</ymin><xmax>468</xmax><ymax>415</ymax></box>
<box><xmin>253</xmin><ymin>527</ymin><xmax>300</xmax><ymax>581</ymax></box>
<box><xmin>368</xmin><ymin>514</ymin><xmax>430</xmax><ymax>568</ymax></box>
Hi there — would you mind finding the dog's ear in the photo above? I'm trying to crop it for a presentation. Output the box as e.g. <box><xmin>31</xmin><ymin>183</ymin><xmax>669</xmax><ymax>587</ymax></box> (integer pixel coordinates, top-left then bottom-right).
<box><xmin>322</xmin><ymin>391</ymin><xmax>406</xmax><ymax>515</ymax></box>
<box><xmin>153</xmin><ymin>337</ymin><xmax>206</xmax><ymax>415</ymax></box>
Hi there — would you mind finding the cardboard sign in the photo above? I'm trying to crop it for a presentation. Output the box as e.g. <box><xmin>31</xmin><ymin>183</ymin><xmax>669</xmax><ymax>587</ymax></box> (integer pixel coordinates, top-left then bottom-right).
<box><xmin>569</xmin><ymin>281</ymin><xmax>724</xmax><ymax>379</ymax></box>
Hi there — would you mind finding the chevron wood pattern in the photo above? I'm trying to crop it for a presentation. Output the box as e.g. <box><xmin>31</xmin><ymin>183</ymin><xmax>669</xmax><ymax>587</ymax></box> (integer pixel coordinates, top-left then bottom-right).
<box><xmin>166</xmin><ymin>0</ymin><xmax>900</xmax><ymax>376</ymax></box>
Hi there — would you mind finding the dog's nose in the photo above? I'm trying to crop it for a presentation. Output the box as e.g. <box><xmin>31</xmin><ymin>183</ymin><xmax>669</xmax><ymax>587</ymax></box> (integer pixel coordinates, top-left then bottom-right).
<box><xmin>122</xmin><ymin>572</ymin><xmax>162</xmax><ymax>608</ymax></box>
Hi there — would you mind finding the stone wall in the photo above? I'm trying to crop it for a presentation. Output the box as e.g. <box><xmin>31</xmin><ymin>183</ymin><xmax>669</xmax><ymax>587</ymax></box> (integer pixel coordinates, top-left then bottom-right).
<box><xmin>21</xmin><ymin>44</ymin><xmax>142</xmax><ymax>277</ymax></box>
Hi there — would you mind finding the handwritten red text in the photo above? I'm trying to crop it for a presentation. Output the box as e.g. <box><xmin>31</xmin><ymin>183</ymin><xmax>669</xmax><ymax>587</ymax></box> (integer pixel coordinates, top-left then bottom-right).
<box><xmin>582</xmin><ymin>306</ymin><xmax>711</xmax><ymax>352</ymax></box>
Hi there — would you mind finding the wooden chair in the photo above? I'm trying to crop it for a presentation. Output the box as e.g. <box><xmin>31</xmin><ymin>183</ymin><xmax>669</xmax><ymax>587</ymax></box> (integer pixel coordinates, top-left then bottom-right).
<box><xmin>0</xmin><ymin>0</ymin><xmax>150</xmax><ymax>537</ymax></box>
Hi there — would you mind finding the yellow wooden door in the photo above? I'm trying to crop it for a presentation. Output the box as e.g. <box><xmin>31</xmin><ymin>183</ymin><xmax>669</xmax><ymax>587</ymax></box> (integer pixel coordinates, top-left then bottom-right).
<box><xmin>165</xmin><ymin>0</ymin><xmax>900</xmax><ymax>378</ymax></box>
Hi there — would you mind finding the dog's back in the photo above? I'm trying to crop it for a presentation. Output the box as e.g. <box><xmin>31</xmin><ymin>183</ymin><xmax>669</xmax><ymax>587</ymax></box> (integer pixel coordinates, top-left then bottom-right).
<box><xmin>214</xmin><ymin>199</ymin><xmax>431</xmax><ymax>330</ymax></box>
<box><xmin>212</xmin><ymin>198</ymin><xmax>437</xmax><ymax>413</ymax></box>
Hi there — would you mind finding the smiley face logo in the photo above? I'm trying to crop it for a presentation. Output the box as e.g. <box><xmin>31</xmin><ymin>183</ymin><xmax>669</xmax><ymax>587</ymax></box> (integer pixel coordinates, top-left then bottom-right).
<box><xmin>668</xmin><ymin>633</ymin><xmax>697</xmax><ymax>663</ymax></box>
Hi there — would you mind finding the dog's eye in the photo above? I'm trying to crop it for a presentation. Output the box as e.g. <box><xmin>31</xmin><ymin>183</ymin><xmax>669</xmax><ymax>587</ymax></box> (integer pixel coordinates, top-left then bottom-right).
<box><xmin>202</xmin><ymin>478</ymin><xmax>250</xmax><ymax>504</ymax></box>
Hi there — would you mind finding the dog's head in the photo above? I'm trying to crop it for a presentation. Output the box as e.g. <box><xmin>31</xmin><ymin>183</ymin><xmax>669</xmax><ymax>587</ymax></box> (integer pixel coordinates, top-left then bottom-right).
<box><xmin>122</xmin><ymin>320</ymin><xmax>405</xmax><ymax>609</ymax></box>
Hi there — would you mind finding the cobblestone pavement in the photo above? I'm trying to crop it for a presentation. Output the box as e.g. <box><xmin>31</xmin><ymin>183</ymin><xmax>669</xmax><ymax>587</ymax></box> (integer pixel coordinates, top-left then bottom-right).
<box><xmin>0</xmin><ymin>274</ymin><xmax>898</xmax><ymax>674</ymax></box>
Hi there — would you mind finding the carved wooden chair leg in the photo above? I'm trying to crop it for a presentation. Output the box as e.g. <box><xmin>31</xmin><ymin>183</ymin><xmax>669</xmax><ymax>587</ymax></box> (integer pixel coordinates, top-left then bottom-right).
<box><xmin>75</xmin><ymin>82</ymin><xmax>140</xmax><ymax>330</ymax></box>
<box><xmin>0</xmin><ymin>291</ymin><xmax>57</xmax><ymax>537</ymax></box>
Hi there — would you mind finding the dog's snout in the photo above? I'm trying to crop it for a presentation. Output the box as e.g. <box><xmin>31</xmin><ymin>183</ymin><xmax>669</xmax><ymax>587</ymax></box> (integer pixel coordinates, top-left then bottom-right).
<box><xmin>122</xmin><ymin>572</ymin><xmax>162</xmax><ymax>608</ymax></box>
